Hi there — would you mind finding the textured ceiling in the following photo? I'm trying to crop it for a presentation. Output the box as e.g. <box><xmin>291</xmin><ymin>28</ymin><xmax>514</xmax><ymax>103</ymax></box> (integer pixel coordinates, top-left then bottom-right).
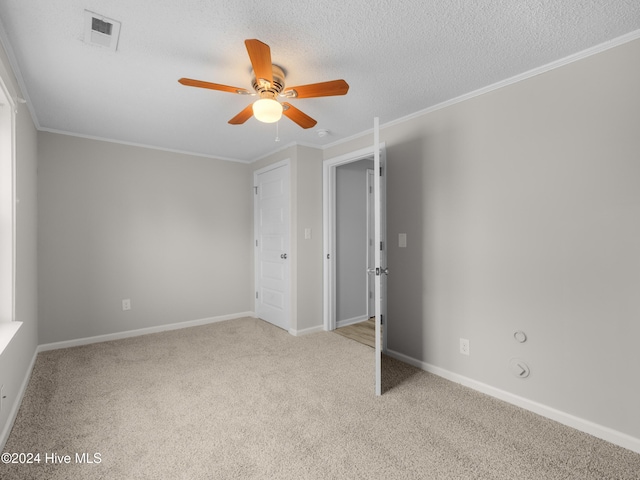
<box><xmin>1</xmin><ymin>0</ymin><xmax>639</xmax><ymax>162</ymax></box>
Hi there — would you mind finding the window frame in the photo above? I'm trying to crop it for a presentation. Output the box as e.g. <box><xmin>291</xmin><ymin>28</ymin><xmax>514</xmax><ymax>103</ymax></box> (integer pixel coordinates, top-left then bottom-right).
<box><xmin>0</xmin><ymin>73</ymin><xmax>16</xmax><ymax>324</ymax></box>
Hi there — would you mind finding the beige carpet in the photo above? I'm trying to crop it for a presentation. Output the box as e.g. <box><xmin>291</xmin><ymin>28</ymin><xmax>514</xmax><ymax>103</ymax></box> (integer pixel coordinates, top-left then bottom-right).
<box><xmin>2</xmin><ymin>317</ymin><xmax>639</xmax><ymax>479</ymax></box>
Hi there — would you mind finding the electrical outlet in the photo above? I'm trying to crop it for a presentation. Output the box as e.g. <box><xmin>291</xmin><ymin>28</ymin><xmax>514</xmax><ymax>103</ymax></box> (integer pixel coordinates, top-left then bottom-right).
<box><xmin>460</xmin><ymin>338</ymin><xmax>470</xmax><ymax>356</ymax></box>
<box><xmin>122</xmin><ymin>299</ymin><xmax>131</xmax><ymax>311</ymax></box>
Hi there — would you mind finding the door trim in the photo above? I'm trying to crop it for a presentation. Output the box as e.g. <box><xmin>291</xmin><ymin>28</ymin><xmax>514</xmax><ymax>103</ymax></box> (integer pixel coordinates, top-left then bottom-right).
<box><xmin>322</xmin><ymin>143</ymin><xmax>386</xmax><ymax>333</ymax></box>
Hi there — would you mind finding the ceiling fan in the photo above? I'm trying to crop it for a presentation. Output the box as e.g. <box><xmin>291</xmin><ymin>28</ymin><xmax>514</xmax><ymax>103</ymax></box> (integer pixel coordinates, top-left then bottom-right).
<box><xmin>179</xmin><ymin>39</ymin><xmax>349</xmax><ymax>129</ymax></box>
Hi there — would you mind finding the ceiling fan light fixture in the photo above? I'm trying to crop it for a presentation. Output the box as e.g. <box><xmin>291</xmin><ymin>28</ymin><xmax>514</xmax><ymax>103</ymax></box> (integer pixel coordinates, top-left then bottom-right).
<box><xmin>179</xmin><ymin>39</ymin><xmax>348</xmax><ymax>129</ymax></box>
<box><xmin>252</xmin><ymin>98</ymin><xmax>283</xmax><ymax>123</ymax></box>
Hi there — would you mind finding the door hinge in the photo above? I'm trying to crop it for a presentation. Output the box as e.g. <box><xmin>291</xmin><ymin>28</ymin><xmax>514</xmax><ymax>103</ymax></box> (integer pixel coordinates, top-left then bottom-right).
<box><xmin>256</xmin><ymin>239</ymin><xmax>258</xmax><ymax>247</ymax></box>
<box><xmin>256</xmin><ymin>291</ymin><xmax>259</xmax><ymax>299</ymax></box>
<box><xmin>380</xmin><ymin>241</ymin><xmax>384</xmax><ymax>250</ymax></box>
<box><xmin>254</xmin><ymin>186</ymin><xmax>258</xmax><ymax>195</ymax></box>
<box><xmin>380</xmin><ymin>166</ymin><xmax>383</xmax><ymax>176</ymax></box>
<box><xmin>381</xmin><ymin>314</ymin><xmax>384</xmax><ymax>325</ymax></box>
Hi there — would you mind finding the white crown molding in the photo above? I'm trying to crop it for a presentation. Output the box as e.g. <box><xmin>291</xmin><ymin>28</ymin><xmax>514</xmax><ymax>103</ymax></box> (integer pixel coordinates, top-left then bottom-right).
<box><xmin>249</xmin><ymin>140</ymin><xmax>299</xmax><ymax>163</ymax></box>
<box><xmin>39</xmin><ymin>127</ymin><xmax>251</xmax><ymax>163</ymax></box>
<box><xmin>324</xmin><ymin>28</ymin><xmax>640</xmax><ymax>153</ymax></box>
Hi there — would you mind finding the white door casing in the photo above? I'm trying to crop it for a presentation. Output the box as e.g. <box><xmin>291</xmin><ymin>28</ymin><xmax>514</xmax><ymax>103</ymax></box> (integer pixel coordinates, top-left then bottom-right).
<box><xmin>323</xmin><ymin>145</ymin><xmax>387</xmax><ymax>331</ymax></box>
<box><xmin>254</xmin><ymin>161</ymin><xmax>291</xmax><ymax>331</ymax></box>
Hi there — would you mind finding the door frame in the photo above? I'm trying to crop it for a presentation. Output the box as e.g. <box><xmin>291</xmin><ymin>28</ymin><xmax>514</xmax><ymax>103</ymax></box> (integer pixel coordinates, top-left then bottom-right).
<box><xmin>323</xmin><ymin>143</ymin><xmax>386</xmax><ymax>333</ymax></box>
<box><xmin>254</xmin><ymin>159</ymin><xmax>292</xmax><ymax>331</ymax></box>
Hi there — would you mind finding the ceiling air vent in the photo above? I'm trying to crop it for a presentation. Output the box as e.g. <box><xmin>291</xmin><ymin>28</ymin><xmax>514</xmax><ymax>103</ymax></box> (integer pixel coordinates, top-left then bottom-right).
<box><xmin>84</xmin><ymin>10</ymin><xmax>121</xmax><ymax>51</ymax></box>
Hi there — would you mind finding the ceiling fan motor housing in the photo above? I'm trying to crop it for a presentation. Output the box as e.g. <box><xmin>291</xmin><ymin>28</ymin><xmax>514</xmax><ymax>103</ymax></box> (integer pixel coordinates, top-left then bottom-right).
<box><xmin>253</xmin><ymin>65</ymin><xmax>286</xmax><ymax>99</ymax></box>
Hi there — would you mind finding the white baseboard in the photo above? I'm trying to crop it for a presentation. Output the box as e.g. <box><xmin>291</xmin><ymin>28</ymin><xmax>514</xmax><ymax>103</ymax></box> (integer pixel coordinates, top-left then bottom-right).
<box><xmin>0</xmin><ymin>348</ymin><xmax>38</xmax><ymax>452</ymax></box>
<box><xmin>37</xmin><ymin>312</ymin><xmax>256</xmax><ymax>353</ymax></box>
<box><xmin>336</xmin><ymin>315</ymin><xmax>370</xmax><ymax>328</ymax></box>
<box><xmin>386</xmin><ymin>349</ymin><xmax>640</xmax><ymax>454</ymax></box>
<box><xmin>289</xmin><ymin>324</ymin><xmax>325</xmax><ymax>336</ymax></box>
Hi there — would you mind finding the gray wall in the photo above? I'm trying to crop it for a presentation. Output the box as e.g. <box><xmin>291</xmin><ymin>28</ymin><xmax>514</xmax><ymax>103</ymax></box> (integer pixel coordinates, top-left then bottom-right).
<box><xmin>38</xmin><ymin>133</ymin><xmax>253</xmax><ymax>344</ymax></box>
<box><xmin>294</xmin><ymin>146</ymin><xmax>324</xmax><ymax>331</ymax></box>
<box><xmin>0</xmin><ymin>43</ymin><xmax>39</xmax><ymax>446</ymax></box>
<box><xmin>336</xmin><ymin>159</ymin><xmax>373</xmax><ymax>323</ymax></box>
<box><xmin>325</xmin><ymin>38</ymin><xmax>640</xmax><ymax>440</ymax></box>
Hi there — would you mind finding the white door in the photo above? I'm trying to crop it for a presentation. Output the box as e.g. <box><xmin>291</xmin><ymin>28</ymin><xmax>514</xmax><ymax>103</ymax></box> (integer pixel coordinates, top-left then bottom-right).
<box><xmin>372</xmin><ymin>117</ymin><xmax>387</xmax><ymax>396</ymax></box>
<box><xmin>254</xmin><ymin>162</ymin><xmax>290</xmax><ymax>331</ymax></box>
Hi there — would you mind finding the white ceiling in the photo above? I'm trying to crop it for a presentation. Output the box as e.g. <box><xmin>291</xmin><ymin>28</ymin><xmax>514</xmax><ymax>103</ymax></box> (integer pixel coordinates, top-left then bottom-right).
<box><xmin>1</xmin><ymin>1</ymin><xmax>639</xmax><ymax>162</ymax></box>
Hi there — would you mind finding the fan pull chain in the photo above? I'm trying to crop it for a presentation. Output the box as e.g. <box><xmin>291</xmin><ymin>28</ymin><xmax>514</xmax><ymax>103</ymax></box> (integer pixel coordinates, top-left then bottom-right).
<box><xmin>275</xmin><ymin>121</ymin><xmax>280</xmax><ymax>143</ymax></box>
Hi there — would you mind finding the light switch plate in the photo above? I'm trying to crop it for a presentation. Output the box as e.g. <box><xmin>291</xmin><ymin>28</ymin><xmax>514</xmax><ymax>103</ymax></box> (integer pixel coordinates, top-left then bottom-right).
<box><xmin>399</xmin><ymin>233</ymin><xmax>407</xmax><ymax>248</ymax></box>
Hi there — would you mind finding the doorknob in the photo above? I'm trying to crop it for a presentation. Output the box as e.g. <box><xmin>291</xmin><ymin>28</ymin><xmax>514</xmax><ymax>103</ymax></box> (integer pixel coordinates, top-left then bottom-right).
<box><xmin>367</xmin><ymin>267</ymin><xmax>389</xmax><ymax>275</ymax></box>
<box><xmin>280</xmin><ymin>253</ymin><xmax>288</xmax><ymax>259</ymax></box>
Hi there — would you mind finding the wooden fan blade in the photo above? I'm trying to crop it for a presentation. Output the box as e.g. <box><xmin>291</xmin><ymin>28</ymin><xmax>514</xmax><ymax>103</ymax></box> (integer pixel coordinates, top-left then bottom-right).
<box><xmin>228</xmin><ymin>104</ymin><xmax>254</xmax><ymax>125</ymax></box>
<box><xmin>179</xmin><ymin>78</ymin><xmax>249</xmax><ymax>94</ymax></box>
<box><xmin>282</xmin><ymin>102</ymin><xmax>317</xmax><ymax>129</ymax></box>
<box><xmin>283</xmin><ymin>79</ymin><xmax>349</xmax><ymax>98</ymax></box>
<box><xmin>245</xmin><ymin>39</ymin><xmax>273</xmax><ymax>85</ymax></box>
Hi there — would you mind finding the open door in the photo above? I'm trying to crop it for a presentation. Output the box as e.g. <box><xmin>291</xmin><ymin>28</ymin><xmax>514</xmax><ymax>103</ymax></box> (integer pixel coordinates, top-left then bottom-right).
<box><xmin>322</xmin><ymin>122</ymin><xmax>386</xmax><ymax>396</ymax></box>
<box><xmin>372</xmin><ymin>117</ymin><xmax>387</xmax><ymax>396</ymax></box>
